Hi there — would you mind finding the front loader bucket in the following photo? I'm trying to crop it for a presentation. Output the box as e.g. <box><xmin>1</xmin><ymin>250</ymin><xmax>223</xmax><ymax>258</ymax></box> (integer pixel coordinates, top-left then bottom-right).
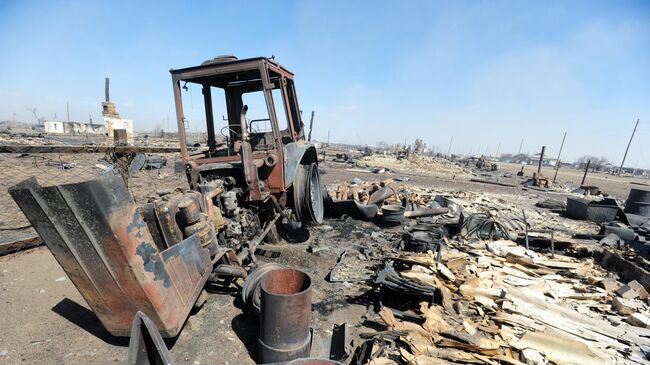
<box><xmin>9</xmin><ymin>173</ymin><xmax>211</xmax><ymax>337</ymax></box>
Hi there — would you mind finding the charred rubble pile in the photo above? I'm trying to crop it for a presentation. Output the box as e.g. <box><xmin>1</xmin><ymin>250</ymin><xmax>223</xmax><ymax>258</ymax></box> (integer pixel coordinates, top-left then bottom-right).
<box><xmin>7</xmin><ymin>164</ymin><xmax>650</xmax><ymax>364</ymax></box>
<box><xmin>355</xmin><ymin>155</ymin><xmax>471</xmax><ymax>178</ymax></box>
<box><xmin>314</xmin><ymin>181</ymin><xmax>650</xmax><ymax>364</ymax></box>
<box><xmin>11</xmin><ymin>55</ymin><xmax>650</xmax><ymax>364</ymax></box>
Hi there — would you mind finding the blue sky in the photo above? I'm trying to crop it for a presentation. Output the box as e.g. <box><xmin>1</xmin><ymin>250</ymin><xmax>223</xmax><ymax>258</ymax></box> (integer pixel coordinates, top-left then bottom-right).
<box><xmin>0</xmin><ymin>1</ymin><xmax>648</xmax><ymax>167</ymax></box>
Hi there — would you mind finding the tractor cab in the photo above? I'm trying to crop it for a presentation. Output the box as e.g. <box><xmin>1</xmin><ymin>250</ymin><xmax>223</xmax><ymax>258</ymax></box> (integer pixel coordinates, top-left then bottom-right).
<box><xmin>170</xmin><ymin>55</ymin><xmax>322</xmax><ymax>224</ymax></box>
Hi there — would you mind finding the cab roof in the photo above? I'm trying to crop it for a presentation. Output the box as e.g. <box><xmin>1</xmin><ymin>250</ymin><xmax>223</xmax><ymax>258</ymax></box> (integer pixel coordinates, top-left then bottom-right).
<box><xmin>170</xmin><ymin>56</ymin><xmax>294</xmax><ymax>88</ymax></box>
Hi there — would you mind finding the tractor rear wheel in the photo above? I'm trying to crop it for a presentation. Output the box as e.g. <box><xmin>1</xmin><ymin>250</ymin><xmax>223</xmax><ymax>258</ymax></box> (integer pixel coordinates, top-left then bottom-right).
<box><xmin>292</xmin><ymin>163</ymin><xmax>323</xmax><ymax>225</ymax></box>
<box><xmin>306</xmin><ymin>163</ymin><xmax>324</xmax><ymax>224</ymax></box>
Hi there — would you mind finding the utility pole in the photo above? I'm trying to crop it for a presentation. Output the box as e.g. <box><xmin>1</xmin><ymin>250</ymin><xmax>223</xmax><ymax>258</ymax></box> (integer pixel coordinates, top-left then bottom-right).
<box><xmin>553</xmin><ymin>159</ymin><xmax>561</xmax><ymax>183</ymax></box>
<box><xmin>66</xmin><ymin>102</ymin><xmax>70</xmax><ymax>123</ymax></box>
<box><xmin>307</xmin><ymin>110</ymin><xmax>315</xmax><ymax>142</ymax></box>
<box><xmin>552</xmin><ymin>132</ymin><xmax>566</xmax><ymax>183</ymax></box>
<box><xmin>555</xmin><ymin>132</ymin><xmax>566</xmax><ymax>165</ymax></box>
<box><xmin>518</xmin><ymin>138</ymin><xmax>524</xmax><ymax>155</ymax></box>
<box><xmin>537</xmin><ymin>146</ymin><xmax>546</xmax><ymax>174</ymax></box>
<box><xmin>326</xmin><ymin>130</ymin><xmax>330</xmax><ymax>147</ymax></box>
<box><xmin>619</xmin><ymin>118</ymin><xmax>639</xmax><ymax>175</ymax></box>
<box><xmin>447</xmin><ymin>136</ymin><xmax>454</xmax><ymax>158</ymax></box>
<box><xmin>581</xmin><ymin>159</ymin><xmax>591</xmax><ymax>185</ymax></box>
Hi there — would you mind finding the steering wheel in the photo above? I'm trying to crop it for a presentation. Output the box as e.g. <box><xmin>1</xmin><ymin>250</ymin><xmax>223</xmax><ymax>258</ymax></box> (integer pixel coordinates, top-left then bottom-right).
<box><xmin>249</xmin><ymin>118</ymin><xmax>271</xmax><ymax>134</ymax></box>
<box><xmin>220</xmin><ymin>126</ymin><xmax>240</xmax><ymax>140</ymax></box>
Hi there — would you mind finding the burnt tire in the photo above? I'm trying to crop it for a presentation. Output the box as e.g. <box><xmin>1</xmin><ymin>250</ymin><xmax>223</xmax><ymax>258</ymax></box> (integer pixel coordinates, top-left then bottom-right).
<box><xmin>241</xmin><ymin>263</ymin><xmax>285</xmax><ymax>315</ymax></box>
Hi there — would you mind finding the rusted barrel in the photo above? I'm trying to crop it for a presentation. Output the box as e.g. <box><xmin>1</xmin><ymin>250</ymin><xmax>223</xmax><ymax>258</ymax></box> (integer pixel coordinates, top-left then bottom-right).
<box><xmin>259</xmin><ymin>268</ymin><xmax>312</xmax><ymax>364</ymax></box>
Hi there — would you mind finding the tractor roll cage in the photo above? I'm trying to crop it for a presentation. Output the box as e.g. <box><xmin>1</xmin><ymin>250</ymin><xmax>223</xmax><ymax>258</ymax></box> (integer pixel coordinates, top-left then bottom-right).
<box><xmin>170</xmin><ymin>57</ymin><xmax>304</xmax><ymax>163</ymax></box>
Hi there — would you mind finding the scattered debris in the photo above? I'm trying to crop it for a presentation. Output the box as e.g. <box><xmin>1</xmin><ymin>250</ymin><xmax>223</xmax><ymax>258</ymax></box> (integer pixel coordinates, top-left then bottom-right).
<box><xmin>2</xmin><ymin>54</ymin><xmax>650</xmax><ymax>365</ymax></box>
<box><xmin>566</xmin><ymin>197</ymin><xmax>622</xmax><ymax>223</ymax></box>
<box><xmin>127</xmin><ymin>311</ymin><xmax>175</xmax><ymax>365</ymax></box>
<box><xmin>535</xmin><ymin>198</ymin><xmax>566</xmax><ymax>210</ymax></box>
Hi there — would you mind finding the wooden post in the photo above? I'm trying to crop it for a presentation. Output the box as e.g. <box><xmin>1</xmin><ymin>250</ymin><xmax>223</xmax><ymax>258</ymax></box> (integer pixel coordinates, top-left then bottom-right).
<box><xmin>552</xmin><ymin>132</ymin><xmax>566</xmax><ymax>184</ymax></box>
<box><xmin>522</xmin><ymin>210</ymin><xmax>529</xmax><ymax>250</ymax></box>
<box><xmin>550</xmin><ymin>230</ymin><xmax>555</xmax><ymax>258</ymax></box>
<box><xmin>537</xmin><ymin>146</ymin><xmax>546</xmax><ymax>174</ymax></box>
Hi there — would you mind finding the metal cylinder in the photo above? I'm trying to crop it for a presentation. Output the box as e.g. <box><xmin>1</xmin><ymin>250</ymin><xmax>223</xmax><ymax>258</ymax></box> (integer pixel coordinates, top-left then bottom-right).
<box><xmin>178</xmin><ymin>198</ymin><xmax>201</xmax><ymax>224</ymax></box>
<box><xmin>375</xmin><ymin>204</ymin><xmax>406</xmax><ymax>227</ymax></box>
<box><xmin>624</xmin><ymin>188</ymin><xmax>650</xmax><ymax>217</ymax></box>
<box><xmin>286</xmin><ymin>359</ymin><xmax>342</xmax><ymax>365</ymax></box>
<box><xmin>264</xmin><ymin>153</ymin><xmax>278</xmax><ymax>167</ymax></box>
<box><xmin>259</xmin><ymin>268</ymin><xmax>312</xmax><ymax>364</ymax></box>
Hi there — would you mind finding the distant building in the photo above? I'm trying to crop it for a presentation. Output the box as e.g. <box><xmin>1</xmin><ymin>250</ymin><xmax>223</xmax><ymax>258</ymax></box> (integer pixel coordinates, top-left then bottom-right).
<box><xmin>621</xmin><ymin>167</ymin><xmax>650</xmax><ymax>176</ymax></box>
<box><xmin>44</xmin><ymin>121</ymin><xmax>105</xmax><ymax>135</ymax></box>
<box><xmin>503</xmin><ymin>153</ymin><xmax>557</xmax><ymax>167</ymax></box>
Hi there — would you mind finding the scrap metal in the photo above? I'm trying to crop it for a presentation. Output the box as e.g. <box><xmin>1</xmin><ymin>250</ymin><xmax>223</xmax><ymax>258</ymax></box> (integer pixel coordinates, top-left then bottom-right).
<box><xmin>9</xmin><ymin>173</ymin><xmax>211</xmax><ymax>337</ymax></box>
<box><xmin>259</xmin><ymin>268</ymin><xmax>313</xmax><ymax>363</ymax></box>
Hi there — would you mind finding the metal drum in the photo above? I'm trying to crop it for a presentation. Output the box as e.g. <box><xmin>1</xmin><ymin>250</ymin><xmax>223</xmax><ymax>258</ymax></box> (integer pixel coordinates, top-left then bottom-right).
<box><xmin>259</xmin><ymin>268</ymin><xmax>312</xmax><ymax>364</ymax></box>
<box><xmin>625</xmin><ymin>188</ymin><xmax>650</xmax><ymax>217</ymax></box>
<box><xmin>286</xmin><ymin>359</ymin><xmax>343</xmax><ymax>365</ymax></box>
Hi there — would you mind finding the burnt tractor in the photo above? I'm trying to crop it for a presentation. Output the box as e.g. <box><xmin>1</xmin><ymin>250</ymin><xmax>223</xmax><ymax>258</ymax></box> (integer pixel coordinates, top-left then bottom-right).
<box><xmin>169</xmin><ymin>55</ymin><xmax>324</xmax><ymax>272</ymax></box>
<box><xmin>9</xmin><ymin>56</ymin><xmax>324</xmax><ymax>337</ymax></box>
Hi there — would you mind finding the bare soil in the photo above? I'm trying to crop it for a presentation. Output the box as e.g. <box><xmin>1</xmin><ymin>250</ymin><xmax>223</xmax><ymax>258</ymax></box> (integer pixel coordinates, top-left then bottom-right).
<box><xmin>497</xmin><ymin>161</ymin><xmax>649</xmax><ymax>200</ymax></box>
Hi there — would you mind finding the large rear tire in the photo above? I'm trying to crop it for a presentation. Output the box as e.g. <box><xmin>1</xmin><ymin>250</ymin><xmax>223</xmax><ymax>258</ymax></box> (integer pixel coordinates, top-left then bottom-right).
<box><xmin>292</xmin><ymin>163</ymin><xmax>323</xmax><ymax>225</ymax></box>
<box><xmin>306</xmin><ymin>163</ymin><xmax>324</xmax><ymax>224</ymax></box>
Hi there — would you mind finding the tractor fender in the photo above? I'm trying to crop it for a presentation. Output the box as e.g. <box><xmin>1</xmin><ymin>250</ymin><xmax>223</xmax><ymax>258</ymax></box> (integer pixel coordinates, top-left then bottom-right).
<box><xmin>283</xmin><ymin>141</ymin><xmax>318</xmax><ymax>188</ymax></box>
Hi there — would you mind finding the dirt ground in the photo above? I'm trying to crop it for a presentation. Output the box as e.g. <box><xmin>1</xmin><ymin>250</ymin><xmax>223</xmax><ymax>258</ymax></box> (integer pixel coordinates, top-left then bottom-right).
<box><xmin>0</xmin><ymin>154</ymin><xmax>646</xmax><ymax>364</ymax></box>
<box><xmin>497</xmin><ymin>161</ymin><xmax>649</xmax><ymax>200</ymax></box>
<box><xmin>0</xmin><ymin>217</ymin><xmax>368</xmax><ymax>364</ymax></box>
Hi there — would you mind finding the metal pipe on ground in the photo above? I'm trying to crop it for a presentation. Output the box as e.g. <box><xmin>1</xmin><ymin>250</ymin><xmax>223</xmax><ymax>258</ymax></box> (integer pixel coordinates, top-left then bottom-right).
<box><xmin>259</xmin><ymin>268</ymin><xmax>312</xmax><ymax>364</ymax></box>
<box><xmin>404</xmin><ymin>207</ymin><xmax>450</xmax><ymax>218</ymax></box>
